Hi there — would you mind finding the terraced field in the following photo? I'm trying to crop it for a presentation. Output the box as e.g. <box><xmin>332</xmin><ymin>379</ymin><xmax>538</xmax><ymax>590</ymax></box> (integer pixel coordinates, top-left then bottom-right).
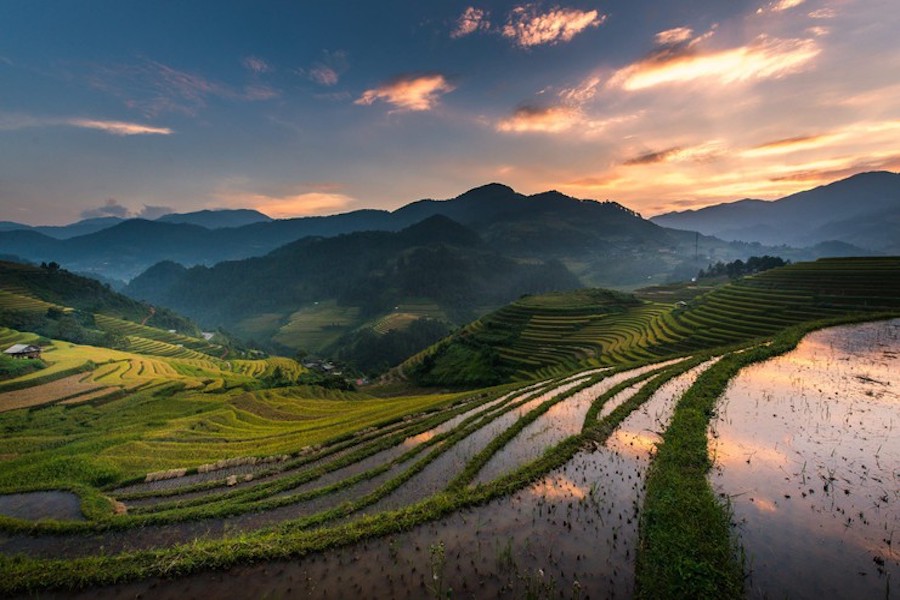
<box><xmin>0</xmin><ymin>258</ymin><xmax>898</xmax><ymax>598</ymax></box>
<box><xmin>0</xmin><ymin>356</ymin><xmax>713</xmax><ymax>595</ymax></box>
<box><xmin>407</xmin><ymin>258</ymin><xmax>900</xmax><ymax>383</ymax></box>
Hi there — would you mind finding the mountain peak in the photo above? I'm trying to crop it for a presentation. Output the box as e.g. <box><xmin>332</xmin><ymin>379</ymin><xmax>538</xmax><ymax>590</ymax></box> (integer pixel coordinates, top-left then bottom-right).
<box><xmin>458</xmin><ymin>182</ymin><xmax>516</xmax><ymax>197</ymax></box>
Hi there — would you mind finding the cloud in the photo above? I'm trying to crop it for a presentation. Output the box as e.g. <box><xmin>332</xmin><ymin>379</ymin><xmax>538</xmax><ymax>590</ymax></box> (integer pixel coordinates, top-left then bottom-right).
<box><xmin>757</xmin><ymin>0</ymin><xmax>805</xmax><ymax>14</ymax></box>
<box><xmin>136</xmin><ymin>204</ymin><xmax>174</xmax><ymax>219</ymax></box>
<box><xmin>655</xmin><ymin>27</ymin><xmax>694</xmax><ymax>46</ymax></box>
<box><xmin>452</xmin><ymin>7</ymin><xmax>490</xmax><ymax>38</ymax></box>
<box><xmin>496</xmin><ymin>105</ymin><xmax>581</xmax><ymax>133</ymax></box>
<box><xmin>242</xmin><ymin>85</ymin><xmax>280</xmax><ymax>100</ymax></box>
<box><xmin>221</xmin><ymin>191</ymin><xmax>354</xmax><ymax>218</ymax></box>
<box><xmin>768</xmin><ymin>155</ymin><xmax>900</xmax><ymax>182</ymax></box>
<box><xmin>356</xmin><ymin>74</ymin><xmax>455</xmax><ymax>111</ymax></box>
<box><xmin>740</xmin><ymin>134</ymin><xmax>833</xmax><ymax>157</ymax></box>
<box><xmin>808</xmin><ymin>8</ymin><xmax>836</xmax><ymax>19</ymax></box>
<box><xmin>80</xmin><ymin>199</ymin><xmax>174</xmax><ymax>220</ymax></box>
<box><xmin>299</xmin><ymin>50</ymin><xmax>349</xmax><ymax>87</ymax></box>
<box><xmin>66</xmin><ymin>119</ymin><xmax>173</xmax><ymax>136</ymax></box>
<box><xmin>558</xmin><ymin>75</ymin><xmax>602</xmax><ymax>104</ymax></box>
<box><xmin>241</xmin><ymin>56</ymin><xmax>272</xmax><ymax>73</ymax></box>
<box><xmin>609</xmin><ymin>35</ymin><xmax>820</xmax><ymax>91</ymax></box>
<box><xmin>0</xmin><ymin>113</ymin><xmax>172</xmax><ymax>136</ymax></box>
<box><xmin>89</xmin><ymin>59</ymin><xmax>279</xmax><ymax>117</ymax></box>
<box><xmin>502</xmin><ymin>4</ymin><xmax>605</xmax><ymax>47</ymax></box>
<box><xmin>623</xmin><ymin>147</ymin><xmax>683</xmax><ymax>165</ymax></box>
<box><xmin>309</xmin><ymin>66</ymin><xmax>339</xmax><ymax>86</ymax></box>
<box><xmin>81</xmin><ymin>199</ymin><xmax>130</xmax><ymax>219</ymax></box>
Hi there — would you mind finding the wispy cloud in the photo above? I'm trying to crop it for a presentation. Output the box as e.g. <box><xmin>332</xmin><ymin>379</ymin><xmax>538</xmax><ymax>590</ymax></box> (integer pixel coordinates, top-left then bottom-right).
<box><xmin>654</xmin><ymin>27</ymin><xmax>694</xmax><ymax>46</ymax></box>
<box><xmin>299</xmin><ymin>50</ymin><xmax>349</xmax><ymax>87</ymax></box>
<box><xmin>0</xmin><ymin>112</ymin><xmax>173</xmax><ymax>136</ymax></box>
<box><xmin>241</xmin><ymin>56</ymin><xmax>272</xmax><ymax>74</ymax></box>
<box><xmin>218</xmin><ymin>190</ymin><xmax>354</xmax><ymax>218</ymax></box>
<box><xmin>496</xmin><ymin>105</ymin><xmax>581</xmax><ymax>132</ymax></box>
<box><xmin>502</xmin><ymin>4</ymin><xmax>605</xmax><ymax>48</ymax></box>
<box><xmin>356</xmin><ymin>74</ymin><xmax>455</xmax><ymax>111</ymax></box>
<box><xmin>89</xmin><ymin>59</ymin><xmax>279</xmax><ymax>117</ymax></box>
<box><xmin>757</xmin><ymin>0</ymin><xmax>805</xmax><ymax>14</ymax></box>
<box><xmin>309</xmin><ymin>66</ymin><xmax>339</xmax><ymax>86</ymax></box>
<box><xmin>67</xmin><ymin>119</ymin><xmax>173</xmax><ymax>136</ymax></box>
<box><xmin>623</xmin><ymin>146</ymin><xmax>684</xmax><ymax>165</ymax></box>
<box><xmin>452</xmin><ymin>7</ymin><xmax>490</xmax><ymax>38</ymax></box>
<box><xmin>740</xmin><ymin>133</ymin><xmax>833</xmax><ymax>157</ymax></box>
<box><xmin>609</xmin><ymin>35</ymin><xmax>820</xmax><ymax>91</ymax></box>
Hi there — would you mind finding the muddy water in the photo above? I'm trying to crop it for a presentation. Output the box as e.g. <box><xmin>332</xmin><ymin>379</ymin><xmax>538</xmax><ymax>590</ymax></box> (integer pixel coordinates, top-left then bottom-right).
<box><xmin>40</xmin><ymin>365</ymin><xmax>714</xmax><ymax>599</ymax></box>
<box><xmin>710</xmin><ymin>319</ymin><xmax>900</xmax><ymax>600</ymax></box>
<box><xmin>0</xmin><ymin>388</ymin><xmax>548</xmax><ymax>559</ymax></box>
<box><xmin>472</xmin><ymin>360</ymin><xmax>683</xmax><ymax>485</ymax></box>
<box><xmin>0</xmin><ymin>491</ymin><xmax>84</xmax><ymax>521</ymax></box>
<box><xmin>354</xmin><ymin>377</ymin><xmax>591</xmax><ymax>516</ymax></box>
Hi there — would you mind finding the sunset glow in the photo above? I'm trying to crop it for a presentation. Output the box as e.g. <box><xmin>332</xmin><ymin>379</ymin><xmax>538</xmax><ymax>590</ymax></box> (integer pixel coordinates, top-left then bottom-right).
<box><xmin>1</xmin><ymin>0</ymin><xmax>898</xmax><ymax>224</ymax></box>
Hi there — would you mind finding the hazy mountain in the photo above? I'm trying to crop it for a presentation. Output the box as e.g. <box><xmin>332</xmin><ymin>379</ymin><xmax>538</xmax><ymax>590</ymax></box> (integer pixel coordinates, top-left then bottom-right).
<box><xmin>0</xmin><ymin>260</ymin><xmax>199</xmax><ymax>335</ymax></box>
<box><xmin>124</xmin><ymin>215</ymin><xmax>580</xmax><ymax>348</ymax></box>
<box><xmin>0</xmin><ymin>217</ymin><xmax>126</xmax><ymax>240</ymax></box>
<box><xmin>0</xmin><ymin>177</ymin><xmax>872</xmax><ymax>284</ymax></box>
<box><xmin>652</xmin><ymin>171</ymin><xmax>900</xmax><ymax>249</ymax></box>
<box><xmin>157</xmin><ymin>209</ymin><xmax>272</xmax><ymax>229</ymax></box>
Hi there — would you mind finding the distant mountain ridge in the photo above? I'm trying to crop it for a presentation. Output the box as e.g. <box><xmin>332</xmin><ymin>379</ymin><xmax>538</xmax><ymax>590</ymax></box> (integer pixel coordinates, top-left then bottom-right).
<box><xmin>0</xmin><ymin>185</ymin><xmax>704</xmax><ymax>283</ymax></box>
<box><xmin>124</xmin><ymin>215</ymin><xmax>581</xmax><ymax>355</ymax></box>
<box><xmin>651</xmin><ymin>171</ymin><xmax>900</xmax><ymax>251</ymax></box>
<box><xmin>157</xmin><ymin>209</ymin><xmax>272</xmax><ymax>229</ymax></box>
<box><xmin>0</xmin><ymin>175</ymin><xmax>877</xmax><ymax>283</ymax></box>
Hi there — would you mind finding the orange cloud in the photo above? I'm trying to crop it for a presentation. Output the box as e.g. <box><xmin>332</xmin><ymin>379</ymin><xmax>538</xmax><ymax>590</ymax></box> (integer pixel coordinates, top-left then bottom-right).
<box><xmin>0</xmin><ymin>113</ymin><xmax>174</xmax><ymax>136</ymax></box>
<box><xmin>496</xmin><ymin>105</ymin><xmax>581</xmax><ymax>133</ymax></box>
<box><xmin>217</xmin><ymin>190</ymin><xmax>354</xmax><ymax>218</ymax></box>
<box><xmin>451</xmin><ymin>7</ymin><xmax>490</xmax><ymax>38</ymax></box>
<box><xmin>655</xmin><ymin>27</ymin><xmax>694</xmax><ymax>45</ymax></box>
<box><xmin>757</xmin><ymin>0</ymin><xmax>806</xmax><ymax>14</ymax></box>
<box><xmin>502</xmin><ymin>4</ymin><xmax>605</xmax><ymax>47</ymax></box>
<box><xmin>67</xmin><ymin>119</ymin><xmax>174</xmax><ymax>135</ymax></box>
<box><xmin>609</xmin><ymin>35</ymin><xmax>820</xmax><ymax>91</ymax></box>
<box><xmin>356</xmin><ymin>74</ymin><xmax>455</xmax><ymax>111</ymax></box>
<box><xmin>740</xmin><ymin>134</ymin><xmax>834</xmax><ymax>157</ymax></box>
<box><xmin>623</xmin><ymin>146</ymin><xmax>683</xmax><ymax>165</ymax></box>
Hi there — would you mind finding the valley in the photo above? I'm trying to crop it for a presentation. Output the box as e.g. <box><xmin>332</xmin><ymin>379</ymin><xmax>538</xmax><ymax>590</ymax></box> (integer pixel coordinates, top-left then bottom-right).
<box><xmin>0</xmin><ymin>253</ymin><xmax>897</xmax><ymax>598</ymax></box>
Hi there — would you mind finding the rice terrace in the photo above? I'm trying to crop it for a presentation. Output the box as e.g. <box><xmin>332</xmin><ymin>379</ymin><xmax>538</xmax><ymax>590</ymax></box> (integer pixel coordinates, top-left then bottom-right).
<box><xmin>0</xmin><ymin>255</ymin><xmax>897</xmax><ymax>599</ymax></box>
<box><xmin>3</xmin><ymin>2</ymin><xmax>900</xmax><ymax>598</ymax></box>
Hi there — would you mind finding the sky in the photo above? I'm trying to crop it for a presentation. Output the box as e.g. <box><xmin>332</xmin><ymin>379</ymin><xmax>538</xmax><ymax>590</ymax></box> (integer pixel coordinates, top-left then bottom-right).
<box><xmin>1</xmin><ymin>0</ymin><xmax>898</xmax><ymax>225</ymax></box>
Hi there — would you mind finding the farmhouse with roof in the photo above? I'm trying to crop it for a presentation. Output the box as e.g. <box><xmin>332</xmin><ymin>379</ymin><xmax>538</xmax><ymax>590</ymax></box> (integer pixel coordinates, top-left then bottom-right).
<box><xmin>3</xmin><ymin>344</ymin><xmax>42</xmax><ymax>359</ymax></box>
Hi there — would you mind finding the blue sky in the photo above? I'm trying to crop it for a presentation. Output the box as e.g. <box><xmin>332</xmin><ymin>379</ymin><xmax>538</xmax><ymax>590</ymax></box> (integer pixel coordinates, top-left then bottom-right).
<box><xmin>1</xmin><ymin>0</ymin><xmax>898</xmax><ymax>224</ymax></box>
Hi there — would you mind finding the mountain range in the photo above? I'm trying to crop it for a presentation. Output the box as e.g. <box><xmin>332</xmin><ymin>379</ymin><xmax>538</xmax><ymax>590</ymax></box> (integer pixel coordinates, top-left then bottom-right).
<box><xmin>0</xmin><ymin>183</ymin><xmax>794</xmax><ymax>283</ymax></box>
<box><xmin>0</xmin><ymin>171</ymin><xmax>892</xmax><ymax>291</ymax></box>
<box><xmin>651</xmin><ymin>171</ymin><xmax>900</xmax><ymax>252</ymax></box>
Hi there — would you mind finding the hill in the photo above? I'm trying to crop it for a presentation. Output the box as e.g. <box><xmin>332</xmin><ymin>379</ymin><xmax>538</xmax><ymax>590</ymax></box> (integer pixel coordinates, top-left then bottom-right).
<box><xmin>652</xmin><ymin>171</ymin><xmax>900</xmax><ymax>250</ymax></box>
<box><xmin>0</xmin><ymin>260</ymin><xmax>239</xmax><ymax>362</ymax></box>
<box><xmin>124</xmin><ymin>216</ymin><xmax>581</xmax><ymax>367</ymax></box>
<box><xmin>157</xmin><ymin>209</ymin><xmax>272</xmax><ymax>229</ymax></box>
<box><xmin>0</xmin><ymin>184</ymin><xmax>792</xmax><ymax>284</ymax></box>
<box><xmin>403</xmin><ymin>256</ymin><xmax>900</xmax><ymax>386</ymax></box>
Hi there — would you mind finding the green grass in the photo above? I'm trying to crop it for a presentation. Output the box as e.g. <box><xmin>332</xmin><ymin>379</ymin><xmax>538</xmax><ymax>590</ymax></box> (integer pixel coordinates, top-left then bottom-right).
<box><xmin>1</xmin><ymin>257</ymin><xmax>898</xmax><ymax>596</ymax></box>
<box><xmin>272</xmin><ymin>301</ymin><xmax>361</xmax><ymax>352</ymax></box>
<box><xmin>406</xmin><ymin>257</ymin><xmax>900</xmax><ymax>385</ymax></box>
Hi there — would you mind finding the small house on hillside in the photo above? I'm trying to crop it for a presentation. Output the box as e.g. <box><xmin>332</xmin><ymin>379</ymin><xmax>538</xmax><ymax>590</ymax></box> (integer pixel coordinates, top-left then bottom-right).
<box><xmin>3</xmin><ymin>344</ymin><xmax>42</xmax><ymax>360</ymax></box>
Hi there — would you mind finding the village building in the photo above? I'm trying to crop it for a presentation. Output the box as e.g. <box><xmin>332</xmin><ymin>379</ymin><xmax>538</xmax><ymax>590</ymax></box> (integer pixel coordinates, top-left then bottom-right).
<box><xmin>3</xmin><ymin>344</ymin><xmax>42</xmax><ymax>359</ymax></box>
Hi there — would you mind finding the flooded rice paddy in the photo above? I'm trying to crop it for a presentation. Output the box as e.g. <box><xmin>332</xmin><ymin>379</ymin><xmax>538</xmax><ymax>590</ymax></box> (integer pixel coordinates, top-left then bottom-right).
<box><xmin>9</xmin><ymin>318</ymin><xmax>897</xmax><ymax>600</ymax></box>
<box><xmin>0</xmin><ymin>491</ymin><xmax>84</xmax><ymax>522</ymax></box>
<box><xmin>29</xmin><ymin>359</ymin><xmax>717</xmax><ymax>599</ymax></box>
<box><xmin>710</xmin><ymin>318</ymin><xmax>900</xmax><ymax>599</ymax></box>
